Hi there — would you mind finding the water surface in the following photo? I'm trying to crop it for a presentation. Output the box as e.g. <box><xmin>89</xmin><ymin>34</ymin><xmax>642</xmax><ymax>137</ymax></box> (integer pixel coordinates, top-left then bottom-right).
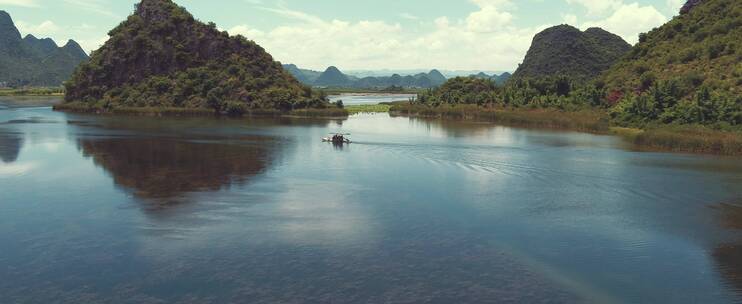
<box><xmin>328</xmin><ymin>93</ymin><xmax>415</xmax><ymax>105</ymax></box>
<box><xmin>1</xmin><ymin>97</ymin><xmax>741</xmax><ymax>303</ymax></box>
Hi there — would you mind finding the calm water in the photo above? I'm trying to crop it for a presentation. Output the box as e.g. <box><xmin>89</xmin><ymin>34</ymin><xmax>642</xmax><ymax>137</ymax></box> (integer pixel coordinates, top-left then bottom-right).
<box><xmin>1</xmin><ymin>97</ymin><xmax>741</xmax><ymax>304</ymax></box>
<box><xmin>328</xmin><ymin>93</ymin><xmax>416</xmax><ymax>105</ymax></box>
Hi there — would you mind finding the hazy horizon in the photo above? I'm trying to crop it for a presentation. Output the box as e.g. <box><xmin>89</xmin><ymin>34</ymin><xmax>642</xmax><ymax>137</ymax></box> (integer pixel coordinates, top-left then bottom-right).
<box><xmin>2</xmin><ymin>0</ymin><xmax>685</xmax><ymax>71</ymax></box>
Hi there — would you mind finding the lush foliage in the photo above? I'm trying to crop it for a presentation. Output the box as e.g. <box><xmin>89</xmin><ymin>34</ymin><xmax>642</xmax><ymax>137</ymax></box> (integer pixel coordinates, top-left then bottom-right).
<box><xmin>513</xmin><ymin>25</ymin><xmax>631</xmax><ymax>81</ymax></box>
<box><xmin>601</xmin><ymin>0</ymin><xmax>741</xmax><ymax>125</ymax></box>
<box><xmin>416</xmin><ymin>76</ymin><xmax>604</xmax><ymax>111</ymax></box>
<box><xmin>0</xmin><ymin>87</ymin><xmax>64</xmax><ymax>96</ymax></box>
<box><xmin>64</xmin><ymin>0</ymin><xmax>331</xmax><ymax>114</ymax></box>
<box><xmin>345</xmin><ymin>104</ymin><xmax>392</xmax><ymax>114</ymax></box>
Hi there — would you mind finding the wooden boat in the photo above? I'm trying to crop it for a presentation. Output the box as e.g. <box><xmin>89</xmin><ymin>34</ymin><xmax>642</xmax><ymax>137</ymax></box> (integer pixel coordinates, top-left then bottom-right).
<box><xmin>323</xmin><ymin>133</ymin><xmax>351</xmax><ymax>144</ymax></box>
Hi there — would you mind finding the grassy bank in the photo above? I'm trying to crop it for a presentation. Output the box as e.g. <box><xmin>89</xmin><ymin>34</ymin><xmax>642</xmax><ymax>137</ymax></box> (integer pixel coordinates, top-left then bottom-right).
<box><xmin>390</xmin><ymin>103</ymin><xmax>742</xmax><ymax>155</ymax></box>
<box><xmin>345</xmin><ymin>104</ymin><xmax>392</xmax><ymax>114</ymax></box>
<box><xmin>612</xmin><ymin>125</ymin><xmax>742</xmax><ymax>155</ymax></box>
<box><xmin>54</xmin><ymin>102</ymin><xmax>349</xmax><ymax>118</ymax></box>
<box><xmin>390</xmin><ymin>103</ymin><xmax>610</xmax><ymax>133</ymax></box>
<box><xmin>0</xmin><ymin>87</ymin><xmax>64</xmax><ymax>96</ymax></box>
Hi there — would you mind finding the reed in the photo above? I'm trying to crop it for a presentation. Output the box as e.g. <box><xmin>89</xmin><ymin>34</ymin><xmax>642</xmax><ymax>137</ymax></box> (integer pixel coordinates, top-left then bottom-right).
<box><xmin>390</xmin><ymin>104</ymin><xmax>610</xmax><ymax>133</ymax></box>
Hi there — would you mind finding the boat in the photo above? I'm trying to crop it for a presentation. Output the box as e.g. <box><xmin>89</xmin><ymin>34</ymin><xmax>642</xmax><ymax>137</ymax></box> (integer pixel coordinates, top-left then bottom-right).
<box><xmin>323</xmin><ymin>133</ymin><xmax>351</xmax><ymax>144</ymax></box>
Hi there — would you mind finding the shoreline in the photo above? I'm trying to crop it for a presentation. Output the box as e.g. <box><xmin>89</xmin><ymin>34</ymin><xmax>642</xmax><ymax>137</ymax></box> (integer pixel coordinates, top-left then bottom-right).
<box><xmin>49</xmin><ymin>101</ymin><xmax>742</xmax><ymax>156</ymax></box>
<box><xmin>52</xmin><ymin>103</ymin><xmax>350</xmax><ymax>119</ymax></box>
<box><xmin>388</xmin><ymin>104</ymin><xmax>741</xmax><ymax>156</ymax></box>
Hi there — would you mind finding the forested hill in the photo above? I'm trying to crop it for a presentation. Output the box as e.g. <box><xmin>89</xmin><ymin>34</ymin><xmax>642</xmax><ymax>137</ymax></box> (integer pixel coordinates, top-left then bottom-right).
<box><xmin>63</xmin><ymin>0</ymin><xmax>329</xmax><ymax>113</ymax></box>
<box><xmin>513</xmin><ymin>25</ymin><xmax>631</xmax><ymax>81</ymax></box>
<box><xmin>602</xmin><ymin>0</ymin><xmax>740</xmax><ymax>100</ymax></box>
<box><xmin>603</xmin><ymin>0</ymin><xmax>740</xmax><ymax>126</ymax></box>
<box><xmin>0</xmin><ymin>10</ymin><xmax>89</xmax><ymax>87</ymax></box>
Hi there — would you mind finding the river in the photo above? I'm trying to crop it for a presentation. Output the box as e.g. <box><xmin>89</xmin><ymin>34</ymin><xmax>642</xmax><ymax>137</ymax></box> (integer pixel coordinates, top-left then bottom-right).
<box><xmin>1</xmin><ymin>96</ymin><xmax>741</xmax><ymax>303</ymax></box>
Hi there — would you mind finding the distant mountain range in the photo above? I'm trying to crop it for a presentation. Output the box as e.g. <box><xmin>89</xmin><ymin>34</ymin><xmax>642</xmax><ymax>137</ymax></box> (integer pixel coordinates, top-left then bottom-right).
<box><xmin>513</xmin><ymin>25</ymin><xmax>631</xmax><ymax>81</ymax></box>
<box><xmin>283</xmin><ymin>64</ymin><xmax>513</xmax><ymax>89</ymax></box>
<box><xmin>284</xmin><ymin>64</ymin><xmax>450</xmax><ymax>88</ymax></box>
<box><xmin>0</xmin><ymin>10</ymin><xmax>89</xmax><ymax>87</ymax></box>
<box><xmin>343</xmin><ymin>69</ymin><xmax>511</xmax><ymax>79</ymax></box>
<box><xmin>469</xmin><ymin>72</ymin><xmax>512</xmax><ymax>84</ymax></box>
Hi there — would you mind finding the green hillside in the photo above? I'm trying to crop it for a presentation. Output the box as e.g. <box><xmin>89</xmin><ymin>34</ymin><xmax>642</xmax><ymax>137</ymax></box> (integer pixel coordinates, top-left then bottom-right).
<box><xmin>62</xmin><ymin>0</ymin><xmax>331</xmax><ymax>114</ymax></box>
<box><xmin>602</xmin><ymin>0</ymin><xmax>741</xmax><ymax>126</ymax></box>
<box><xmin>513</xmin><ymin>25</ymin><xmax>631</xmax><ymax>81</ymax></box>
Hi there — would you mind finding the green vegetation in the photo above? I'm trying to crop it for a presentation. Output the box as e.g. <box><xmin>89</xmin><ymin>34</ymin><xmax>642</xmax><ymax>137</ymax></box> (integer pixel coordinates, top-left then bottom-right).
<box><xmin>400</xmin><ymin>0</ymin><xmax>742</xmax><ymax>155</ymax></box>
<box><xmin>601</xmin><ymin>0</ymin><xmax>741</xmax><ymax>126</ymax></box>
<box><xmin>346</xmin><ymin>104</ymin><xmax>392</xmax><ymax>115</ymax></box>
<box><xmin>612</xmin><ymin>125</ymin><xmax>742</xmax><ymax>155</ymax></box>
<box><xmin>401</xmin><ymin>74</ymin><xmax>740</xmax><ymax>154</ymax></box>
<box><xmin>391</xmin><ymin>103</ymin><xmax>609</xmax><ymax>133</ymax></box>
<box><xmin>513</xmin><ymin>25</ymin><xmax>631</xmax><ymax>81</ymax></box>
<box><xmin>61</xmin><ymin>0</ymin><xmax>337</xmax><ymax>116</ymax></box>
<box><xmin>0</xmin><ymin>87</ymin><xmax>64</xmax><ymax>96</ymax></box>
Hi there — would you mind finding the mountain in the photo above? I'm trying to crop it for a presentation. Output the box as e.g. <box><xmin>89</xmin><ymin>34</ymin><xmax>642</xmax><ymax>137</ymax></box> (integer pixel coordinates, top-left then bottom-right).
<box><xmin>513</xmin><ymin>25</ymin><xmax>631</xmax><ymax>80</ymax></box>
<box><xmin>314</xmin><ymin>66</ymin><xmax>351</xmax><ymax>87</ymax></box>
<box><xmin>469</xmin><ymin>71</ymin><xmax>512</xmax><ymax>84</ymax></box>
<box><xmin>602</xmin><ymin>0</ymin><xmax>740</xmax><ymax>126</ymax></box>
<box><xmin>285</xmin><ymin>64</ymin><xmax>448</xmax><ymax>88</ymax></box>
<box><xmin>602</xmin><ymin>0</ymin><xmax>739</xmax><ymax>98</ymax></box>
<box><xmin>63</xmin><ymin>0</ymin><xmax>328</xmax><ymax>113</ymax></box>
<box><xmin>0</xmin><ymin>10</ymin><xmax>89</xmax><ymax>87</ymax></box>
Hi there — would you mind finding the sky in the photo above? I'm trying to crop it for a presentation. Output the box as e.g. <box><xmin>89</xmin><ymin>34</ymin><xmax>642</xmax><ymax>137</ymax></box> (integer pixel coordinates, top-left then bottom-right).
<box><xmin>0</xmin><ymin>0</ymin><xmax>687</xmax><ymax>72</ymax></box>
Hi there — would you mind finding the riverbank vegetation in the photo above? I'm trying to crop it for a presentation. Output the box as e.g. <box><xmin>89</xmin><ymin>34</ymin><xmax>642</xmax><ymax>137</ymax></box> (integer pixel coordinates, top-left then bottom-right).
<box><xmin>0</xmin><ymin>87</ymin><xmax>64</xmax><ymax>96</ymax></box>
<box><xmin>393</xmin><ymin>76</ymin><xmax>741</xmax><ymax>155</ymax></box>
<box><xmin>54</xmin><ymin>101</ymin><xmax>348</xmax><ymax>118</ymax></box>
<box><xmin>345</xmin><ymin>104</ymin><xmax>392</xmax><ymax>115</ymax></box>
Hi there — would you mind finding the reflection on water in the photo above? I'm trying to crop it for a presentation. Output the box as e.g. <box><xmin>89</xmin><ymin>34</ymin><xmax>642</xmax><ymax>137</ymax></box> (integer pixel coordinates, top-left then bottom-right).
<box><xmin>1</xmin><ymin>101</ymin><xmax>742</xmax><ymax>303</ymax></box>
<box><xmin>0</xmin><ymin>130</ymin><xmax>22</xmax><ymax>163</ymax></box>
<box><xmin>78</xmin><ymin>136</ymin><xmax>276</xmax><ymax>203</ymax></box>
<box><xmin>713</xmin><ymin>202</ymin><xmax>742</xmax><ymax>294</ymax></box>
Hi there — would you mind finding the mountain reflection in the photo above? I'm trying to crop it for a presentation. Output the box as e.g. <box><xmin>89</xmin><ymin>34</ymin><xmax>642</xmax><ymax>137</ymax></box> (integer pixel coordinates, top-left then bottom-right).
<box><xmin>78</xmin><ymin>136</ymin><xmax>276</xmax><ymax>203</ymax></box>
<box><xmin>712</xmin><ymin>202</ymin><xmax>742</xmax><ymax>294</ymax></box>
<box><xmin>0</xmin><ymin>131</ymin><xmax>23</xmax><ymax>163</ymax></box>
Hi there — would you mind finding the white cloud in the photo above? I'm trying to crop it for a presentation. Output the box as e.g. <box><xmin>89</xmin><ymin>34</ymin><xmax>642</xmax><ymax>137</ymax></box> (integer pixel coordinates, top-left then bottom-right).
<box><xmin>565</xmin><ymin>0</ymin><xmax>623</xmax><ymax>15</ymax></box>
<box><xmin>399</xmin><ymin>13</ymin><xmax>419</xmax><ymax>20</ymax></box>
<box><xmin>0</xmin><ymin>0</ymin><xmax>38</xmax><ymax>8</ymax></box>
<box><xmin>77</xmin><ymin>35</ymin><xmax>108</xmax><ymax>54</ymax></box>
<box><xmin>666</xmin><ymin>0</ymin><xmax>685</xmax><ymax>14</ymax></box>
<box><xmin>15</xmin><ymin>20</ymin><xmax>60</xmax><ymax>38</ymax></box>
<box><xmin>224</xmin><ymin>1</ymin><xmax>543</xmax><ymax>72</ymax></box>
<box><xmin>562</xmin><ymin>14</ymin><xmax>578</xmax><ymax>25</ymax></box>
<box><xmin>580</xmin><ymin>2</ymin><xmax>668</xmax><ymax>44</ymax></box>
<box><xmin>62</xmin><ymin>0</ymin><xmax>119</xmax><ymax>18</ymax></box>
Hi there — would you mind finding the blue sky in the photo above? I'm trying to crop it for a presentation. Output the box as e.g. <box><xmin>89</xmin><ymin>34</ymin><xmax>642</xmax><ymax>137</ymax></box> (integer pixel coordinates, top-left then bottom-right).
<box><xmin>1</xmin><ymin>0</ymin><xmax>686</xmax><ymax>71</ymax></box>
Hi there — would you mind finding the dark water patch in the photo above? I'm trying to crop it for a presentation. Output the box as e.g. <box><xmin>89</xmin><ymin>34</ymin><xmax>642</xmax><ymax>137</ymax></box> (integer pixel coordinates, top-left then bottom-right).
<box><xmin>0</xmin><ymin>130</ymin><xmax>23</xmax><ymax>163</ymax></box>
<box><xmin>77</xmin><ymin>136</ymin><xmax>278</xmax><ymax>205</ymax></box>
<box><xmin>2</xmin><ymin>117</ymin><xmax>62</xmax><ymax>124</ymax></box>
